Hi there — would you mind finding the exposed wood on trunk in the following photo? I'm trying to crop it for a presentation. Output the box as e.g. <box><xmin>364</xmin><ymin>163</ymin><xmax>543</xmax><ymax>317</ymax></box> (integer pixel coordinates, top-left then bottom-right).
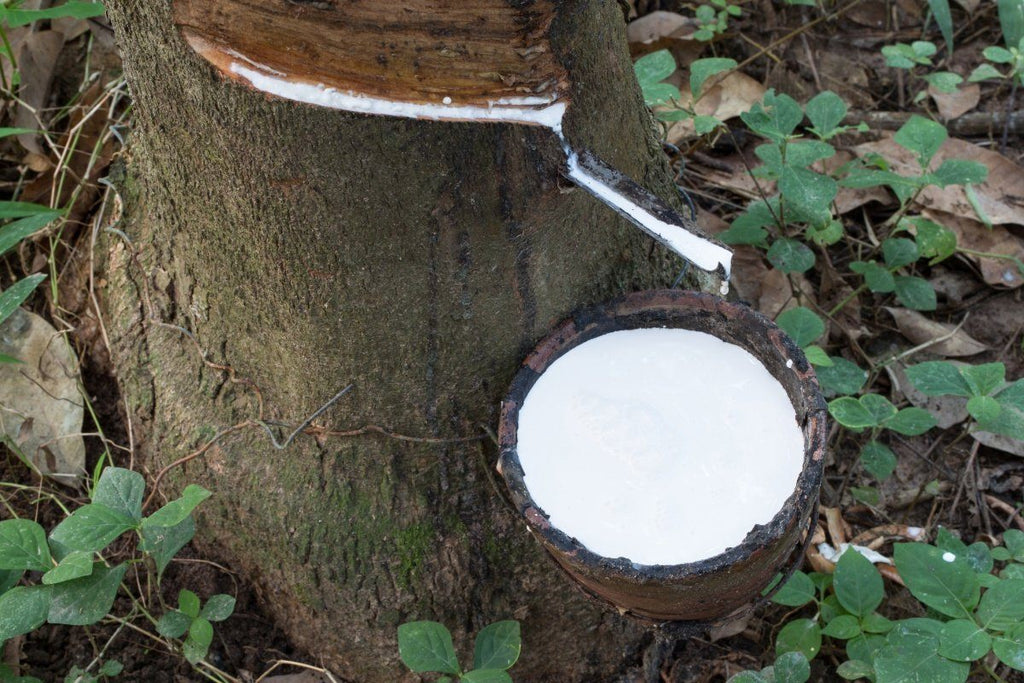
<box><xmin>173</xmin><ymin>0</ymin><xmax>568</xmax><ymax>107</ymax></box>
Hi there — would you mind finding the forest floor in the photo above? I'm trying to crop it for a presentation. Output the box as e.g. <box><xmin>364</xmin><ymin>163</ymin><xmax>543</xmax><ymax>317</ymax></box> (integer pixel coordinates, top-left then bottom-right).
<box><xmin>2</xmin><ymin>0</ymin><xmax>1024</xmax><ymax>681</ymax></box>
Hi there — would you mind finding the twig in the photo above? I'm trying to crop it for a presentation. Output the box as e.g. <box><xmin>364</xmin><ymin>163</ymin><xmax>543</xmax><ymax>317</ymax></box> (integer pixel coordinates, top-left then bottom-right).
<box><xmin>947</xmin><ymin>440</ymin><xmax>981</xmax><ymax>525</ymax></box>
<box><xmin>255</xmin><ymin>385</ymin><xmax>353</xmax><ymax>450</ymax></box>
<box><xmin>255</xmin><ymin>659</ymin><xmax>340</xmax><ymax>683</ymax></box>
<box><xmin>984</xmin><ymin>495</ymin><xmax>1024</xmax><ymax>532</ymax></box>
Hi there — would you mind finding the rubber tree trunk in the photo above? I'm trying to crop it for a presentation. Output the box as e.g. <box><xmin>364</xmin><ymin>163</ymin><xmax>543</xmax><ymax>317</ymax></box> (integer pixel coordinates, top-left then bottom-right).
<box><xmin>102</xmin><ymin>1</ymin><xmax>694</xmax><ymax>679</ymax></box>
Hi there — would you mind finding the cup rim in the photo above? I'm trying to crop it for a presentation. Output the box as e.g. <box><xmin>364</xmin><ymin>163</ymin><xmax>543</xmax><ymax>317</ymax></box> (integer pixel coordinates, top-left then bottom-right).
<box><xmin>497</xmin><ymin>289</ymin><xmax>827</xmax><ymax>582</ymax></box>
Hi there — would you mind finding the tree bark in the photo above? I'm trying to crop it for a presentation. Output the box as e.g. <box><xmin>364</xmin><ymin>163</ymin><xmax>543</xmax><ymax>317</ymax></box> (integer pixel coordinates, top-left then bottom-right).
<box><xmin>102</xmin><ymin>1</ymin><xmax>691</xmax><ymax>679</ymax></box>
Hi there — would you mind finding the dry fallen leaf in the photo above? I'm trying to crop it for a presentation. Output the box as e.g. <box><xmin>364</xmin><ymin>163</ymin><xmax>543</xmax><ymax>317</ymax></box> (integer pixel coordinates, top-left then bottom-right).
<box><xmin>922</xmin><ymin>209</ymin><xmax>1024</xmax><ymax>288</ymax></box>
<box><xmin>884</xmin><ymin>307</ymin><xmax>988</xmax><ymax>356</ymax></box>
<box><xmin>930</xmin><ymin>82</ymin><xmax>981</xmax><ymax>120</ymax></box>
<box><xmin>627</xmin><ymin>11</ymin><xmax>693</xmax><ymax>45</ymax></box>
<box><xmin>972</xmin><ymin>431</ymin><xmax>1024</xmax><ymax>457</ymax></box>
<box><xmin>853</xmin><ymin>136</ymin><xmax>1024</xmax><ymax>226</ymax></box>
<box><xmin>664</xmin><ymin>71</ymin><xmax>767</xmax><ymax>144</ymax></box>
<box><xmin>0</xmin><ymin>309</ymin><xmax>85</xmax><ymax>485</ymax></box>
<box><xmin>13</xmin><ymin>29</ymin><xmax>65</xmax><ymax>155</ymax></box>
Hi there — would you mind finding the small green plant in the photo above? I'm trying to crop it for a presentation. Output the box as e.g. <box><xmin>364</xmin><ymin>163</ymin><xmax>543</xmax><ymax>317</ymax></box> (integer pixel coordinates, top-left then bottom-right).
<box><xmin>0</xmin><ymin>467</ymin><xmax>229</xmax><ymax>680</ymax></box>
<box><xmin>905</xmin><ymin>361</ymin><xmax>1024</xmax><ymax>440</ymax></box>
<box><xmin>755</xmin><ymin>533</ymin><xmax>1024</xmax><ymax>682</ymax></box>
<box><xmin>728</xmin><ymin>652</ymin><xmax>810</xmax><ymax>682</ymax></box>
<box><xmin>157</xmin><ymin>590</ymin><xmax>236</xmax><ymax>665</ymax></box>
<box><xmin>694</xmin><ymin>0</ymin><xmax>742</xmax><ymax>42</ymax></box>
<box><xmin>970</xmin><ymin>0</ymin><xmax>1024</xmax><ymax>86</ymax></box>
<box><xmin>398</xmin><ymin>620</ymin><xmax>521</xmax><ymax>682</ymax></box>
<box><xmin>882</xmin><ymin>40</ymin><xmax>964</xmax><ymax>101</ymax></box>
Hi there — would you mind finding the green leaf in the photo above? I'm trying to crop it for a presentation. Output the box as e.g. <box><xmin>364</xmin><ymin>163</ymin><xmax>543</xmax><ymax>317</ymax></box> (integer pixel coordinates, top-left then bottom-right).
<box><xmin>776</xmin><ymin>307</ymin><xmax>826</xmax><ymax>347</ymax></box>
<box><xmin>975</xmin><ymin>399</ymin><xmax>1024</xmax><ymax>440</ymax></box>
<box><xmin>882</xmin><ymin>238</ymin><xmax>920</xmax><ymax>268</ymax></box>
<box><xmin>1005</xmin><ymin>530</ymin><xmax>1024</xmax><ymax>560</ymax></box>
<box><xmin>97</xmin><ymin>660</ymin><xmax>123</xmax><ymax>677</ymax></box>
<box><xmin>803</xmin><ymin>345</ymin><xmax>832</xmax><ymax>366</ymax></box>
<box><xmin>200</xmin><ymin>594</ymin><xmax>236</xmax><ymax>622</ymax></box>
<box><xmin>911</xmin><ymin>218</ymin><xmax>957</xmax><ymax>263</ymax></box>
<box><xmin>806</xmin><ymin>218</ymin><xmax>844</xmax><ymax>246</ymax></box>
<box><xmin>996</xmin><ymin>379</ymin><xmax>1024</xmax><ymax>411</ymax></box>
<box><xmin>92</xmin><ymin>467</ymin><xmax>146</xmax><ymax>521</ymax></box>
<box><xmin>937</xmin><ymin>620</ymin><xmax>991</xmax><ymax>661</ymax></box>
<box><xmin>719</xmin><ymin>220</ymin><xmax>769</xmax><ymax>247</ymax></box>
<box><xmin>893</xmin><ymin>543</ymin><xmax>979</xmax><ymax>619</ymax></box>
<box><xmin>969</xmin><ymin>63</ymin><xmax>1005</xmax><ymax>82</ymax></box>
<box><xmin>837</xmin><ymin>660</ymin><xmax>875</xmax><ymax>680</ymax></box>
<box><xmin>875</xmin><ymin>625</ymin><xmax>970</xmax><ymax>683</ymax></box>
<box><xmin>924</xmin><ymin>71</ymin><xmax>962</xmax><ymax>93</ymax></box>
<box><xmin>772</xmin><ymin>571</ymin><xmax>816</xmax><ymax>607</ymax></box>
<box><xmin>893</xmin><ymin>115</ymin><xmax>948</xmax><ymax>168</ymax></box>
<box><xmin>178</xmin><ymin>589</ymin><xmax>201</xmax><ymax>619</ymax></box>
<box><xmin>977</xmin><ymin>579</ymin><xmax>1024</xmax><ymax>631</ymax></box>
<box><xmin>741</xmin><ymin>91</ymin><xmax>805</xmax><ymax>142</ymax></box>
<box><xmin>806</xmin><ymin>91</ymin><xmax>848</xmax><ymax>139</ymax></box>
<box><xmin>850</xmin><ymin>486</ymin><xmax>881</xmax><ymax>506</ymax></box>
<box><xmin>894</xmin><ymin>276</ymin><xmax>936</xmax><ymax>311</ymax></box>
<box><xmin>847</xmin><ymin>633</ymin><xmax>886</xmax><ymax>665</ymax></box>
<box><xmin>0</xmin><ymin>211</ymin><xmax>61</xmax><ymax>258</ymax></box>
<box><xmin>634</xmin><ymin>50</ymin><xmax>676</xmax><ymax>86</ymax></box>
<box><xmin>817</xmin><ymin>357</ymin><xmax>868</xmax><ymax>396</ymax></box>
<box><xmin>861</xmin><ymin>441</ymin><xmax>898</xmax><ymax>481</ymax></box>
<box><xmin>967</xmin><ymin>395</ymin><xmax>1001</xmax><ymax>422</ymax></box>
<box><xmin>693</xmin><ymin>115</ymin><xmax>723</xmax><ymax>135</ymax></box>
<box><xmin>139</xmin><ymin>515</ymin><xmax>195</xmax><ymax>577</ymax></box>
<box><xmin>927</xmin><ymin>0</ymin><xmax>954</xmax><ymax>52</ymax></box>
<box><xmin>883</xmin><ymin>408</ymin><xmax>937</xmax><ymax>436</ymax></box>
<box><xmin>473</xmin><ymin>620</ymin><xmax>520</xmax><ymax>670</ymax></box>
<box><xmin>183</xmin><ymin>617</ymin><xmax>214</xmax><ymax>664</ymax></box>
<box><xmin>767</xmin><ymin>238</ymin><xmax>815</xmax><ymax>273</ymax></box>
<box><xmin>777</xmin><ymin>618</ymin><xmax>822</xmax><ymax>661</ymax></box>
<box><xmin>0</xmin><ymin>274</ymin><xmax>47</xmax><ymax>327</ymax></box>
<box><xmin>641</xmin><ymin>82</ymin><xmax>681</xmax><ymax>106</ymax></box>
<box><xmin>961</xmin><ymin>363</ymin><xmax>1005</xmax><ymax>396</ymax></box>
<box><xmin>850</xmin><ymin>260</ymin><xmax>896</xmax><ymax>293</ymax></box>
<box><xmin>142</xmin><ymin>485</ymin><xmax>212</xmax><ymax>528</ymax></box>
<box><xmin>0</xmin><ymin>202</ymin><xmax>60</xmax><ymax>219</ymax></box>
<box><xmin>905</xmin><ymin>361</ymin><xmax>971</xmax><ymax>397</ymax></box>
<box><xmin>49</xmin><ymin>504</ymin><xmax>136</xmax><ymax>556</ymax></box>
<box><xmin>0</xmin><ymin>519</ymin><xmax>52</xmax><ymax>571</ymax></box>
<box><xmin>998</xmin><ymin>0</ymin><xmax>1024</xmax><ymax>50</ymax></box>
<box><xmin>829</xmin><ymin>397</ymin><xmax>879</xmax><ymax>429</ymax></box>
<box><xmin>0</xmin><ymin>585</ymin><xmax>50</xmax><ymax>641</ymax></box>
<box><xmin>690</xmin><ymin>57</ymin><xmax>737</xmax><ymax>98</ymax></box>
<box><xmin>727</xmin><ymin>672</ymin><xmax>769</xmax><ymax>683</ymax></box>
<box><xmin>883</xmin><ymin>44</ymin><xmax>924</xmax><ymax>69</ymax></box>
<box><xmin>823</xmin><ymin>614</ymin><xmax>862</xmax><ymax>639</ymax></box>
<box><xmin>861</xmin><ymin>394</ymin><xmax>898</xmax><ymax>424</ymax></box>
<box><xmin>41</xmin><ymin>551</ymin><xmax>94</xmax><ymax>585</ymax></box>
<box><xmin>965</xmin><ymin>542</ymin><xmax>994</xmax><ymax>574</ymax></box>
<box><xmin>773</xmin><ymin>651</ymin><xmax>811</xmax><ymax>683</ymax></box>
<box><xmin>929</xmin><ymin>159</ymin><xmax>987</xmax><ymax>187</ymax></box>
<box><xmin>47</xmin><ymin>563</ymin><xmax>127</xmax><ymax>626</ymax></box>
<box><xmin>0</xmin><ymin>127</ymin><xmax>40</xmax><ymax>138</ymax></box>
<box><xmin>462</xmin><ymin>670</ymin><xmax>513</xmax><ymax>683</ymax></box>
<box><xmin>992</xmin><ymin>624</ymin><xmax>1024</xmax><ymax>671</ymax></box>
<box><xmin>0</xmin><ymin>568</ymin><xmax>22</xmax><ymax>594</ymax></box>
<box><xmin>0</xmin><ymin>2</ymin><xmax>105</xmax><ymax>27</ymax></box>
<box><xmin>398</xmin><ymin>621</ymin><xmax>461</xmax><ymax>674</ymax></box>
<box><xmin>156</xmin><ymin>610</ymin><xmax>192</xmax><ymax>639</ymax></box>
<box><xmin>862</xmin><ymin>612</ymin><xmax>896</xmax><ymax>634</ymax></box>
<box><xmin>835</xmin><ymin>548</ymin><xmax>885</xmax><ymax>618</ymax></box>
<box><xmin>778</xmin><ymin>167</ymin><xmax>837</xmax><ymax>222</ymax></box>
